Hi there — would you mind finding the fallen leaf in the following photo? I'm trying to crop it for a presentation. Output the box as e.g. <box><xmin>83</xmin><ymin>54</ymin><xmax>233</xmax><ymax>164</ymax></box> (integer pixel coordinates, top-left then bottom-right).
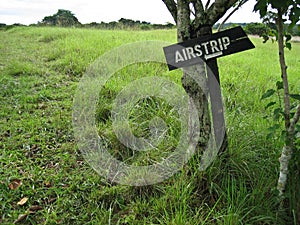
<box><xmin>31</xmin><ymin>144</ymin><xmax>38</xmax><ymax>150</ymax></box>
<box><xmin>29</xmin><ymin>205</ymin><xmax>43</xmax><ymax>212</ymax></box>
<box><xmin>13</xmin><ymin>214</ymin><xmax>27</xmax><ymax>224</ymax></box>
<box><xmin>9</xmin><ymin>179</ymin><xmax>22</xmax><ymax>190</ymax></box>
<box><xmin>44</xmin><ymin>181</ymin><xmax>52</xmax><ymax>188</ymax></box>
<box><xmin>17</xmin><ymin>197</ymin><xmax>29</xmax><ymax>206</ymax></box>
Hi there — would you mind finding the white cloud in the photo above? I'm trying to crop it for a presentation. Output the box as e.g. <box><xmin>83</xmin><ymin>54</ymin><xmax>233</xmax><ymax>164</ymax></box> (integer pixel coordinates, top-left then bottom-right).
<box><xmin>0</xmin><ymin>0</ymin><xmax>261</xmax><ymax>25</ymax></box>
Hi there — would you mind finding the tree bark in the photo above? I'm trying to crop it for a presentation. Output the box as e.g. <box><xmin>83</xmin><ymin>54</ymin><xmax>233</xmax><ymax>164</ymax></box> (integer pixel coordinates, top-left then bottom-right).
<box><xmin>177</xmin><ymin>0</ymin><xmax>211</xmax><ymax>150</ymax></box>
<box><xmin>163</xmin><ymin>0</ymin><xmax>240</xmax><ymax>153</ymax></box>
<box><xmin>207</xmin><ymin>0</ymin><xmax>240</xmax><ymax>25</ymax></box>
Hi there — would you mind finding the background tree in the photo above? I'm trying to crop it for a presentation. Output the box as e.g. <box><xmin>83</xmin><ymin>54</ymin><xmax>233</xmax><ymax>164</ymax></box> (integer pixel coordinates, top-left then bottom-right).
<box><xmin>41</xmin><ymin>9</ymin><xmax>81</xmax><ymax>27</ymax></box>
<box><xmin>254</xmin><ymin>0</ymin><xmax>300</xmax><ymax>222</ymax></box>
<box><xmin>244</xmin><ymin>22</ymin><xmax>273</xmax><ymax>36</ymax></box>
<box><xmin>162</xmin><ymin>0</ymin><xmax>246</xmax><ymax>153</ymax></box>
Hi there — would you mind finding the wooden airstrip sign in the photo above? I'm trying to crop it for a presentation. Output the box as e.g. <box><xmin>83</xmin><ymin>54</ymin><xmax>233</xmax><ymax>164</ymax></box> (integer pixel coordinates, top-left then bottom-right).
<box><xmin>163</xmin><ymin>26</ymin><xmax>255</xmax><ymax>147</ymax></box>
<box><xmin>163</xmin><ymin>26</ymin><xmax>255</xmax><ymax>70</ymax></box>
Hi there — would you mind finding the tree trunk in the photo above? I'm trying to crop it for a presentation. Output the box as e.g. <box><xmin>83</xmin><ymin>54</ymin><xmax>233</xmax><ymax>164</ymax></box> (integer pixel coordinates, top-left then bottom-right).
<box><xmin>176</xmin><ymin>0</ymin><xmax>211</xmax><ymax>150</ymax></box>
<box><xmin>179</xmin><ymin>27</ymin><xmax>226</xmax><ymax>153</ymax></box>
<box><xmin>177</xmin><ymin>2</ymin><xmax>226</xmax><ymax>153</ymax></box>
<box><xmin>163</xmin><ymin>0</ymin><xmax>241</xmax><ymax>156</ymax></box>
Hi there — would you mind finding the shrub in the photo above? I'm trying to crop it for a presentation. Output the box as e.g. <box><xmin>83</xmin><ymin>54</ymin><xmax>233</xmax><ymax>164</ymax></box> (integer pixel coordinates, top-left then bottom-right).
<box><xmin>244</xmin><ymin>23</ymin><xmax>271</xmax><ymax>36</ymax></box>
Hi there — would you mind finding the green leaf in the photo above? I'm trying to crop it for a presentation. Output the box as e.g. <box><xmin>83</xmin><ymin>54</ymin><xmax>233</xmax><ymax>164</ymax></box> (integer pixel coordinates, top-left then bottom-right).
<box><xmin>290</xmin><ymin>111</ymin><xmax>295</xmax><ymax>119</ymax></box>
<box><xmin>254</xmin><ymin>0</ymin><xmax>268</xmax><ymax>18</ymax></box>
<box><xmin>285</xmin><ymin>42</ymin><xmax>292</xmax><ymax>50</ymax></box>
<box><xmin>295</xmin><ymin>124</ymin><xmax>300</xmax><ymax>133</ymax></box>
<box><xmin>261</xmin><ymin>89</ymin><xmax>276</xmax><ymax>100</ymax></box>
<box><xmin>273</xmin><ymin>108</ymin><xmax>282</xmax><ymax>114</ymax></box>
<box><xmin>266</xmin><ymin>123</ymin><xmax>281</xmax><ymax>139</ymax></box>
<box><xmin>285</xmin><ymin>34</ymin><xmax>292</xmax><ymax>42</ymax></box>
<box><xmin>290</xmin><ymin>7</ymin><xmax>300</xmax><ymax>26</ymax></box>
<box><xmin>266</xmin><ymin>132</ymin><xmax>274</xmax><ymax>139</ymax></box>
<box><xmin>265</xmin><ymin>101</ymin><xmax>277</xmax><ymax>109</ymax></box>
<box><xmin>273</xmin><ymin>108</ymin><xmax>283</xmax><ymax>120</ymax></box>
<box><xmin>270</xmin><ymin>0</ymin><xmax>288</xmax><ymax>9</ymax></box>
<box><xmin>290</xmin><ymin>94</ymin><xmax>300</xmax><ymax>101</ymax></box>
<box><xmin>276</xmin><ymin>81</ymin><xmax>283</xmax><ymax>90</ymax></box>
<box><xmin>262</xmin><ymin>35</ymin><xmax>269</xmax><ymax>43</ymax></box>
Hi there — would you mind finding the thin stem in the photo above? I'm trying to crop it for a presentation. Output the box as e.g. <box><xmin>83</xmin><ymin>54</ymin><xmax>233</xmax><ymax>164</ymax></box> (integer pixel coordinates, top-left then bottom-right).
<box><xmin>277</xmin><ymin>9</ymin><xmax>291</xmax><ymax>133</ymax></box>
<box><xmin>289</xmin><ymin>104</ymin><xmax>300</xmax><ymax>133</ymax></box>
<box><xmin>162</xmin><ymin>0</ymin><xmax>178</xmax><ymax>24</ymax></box>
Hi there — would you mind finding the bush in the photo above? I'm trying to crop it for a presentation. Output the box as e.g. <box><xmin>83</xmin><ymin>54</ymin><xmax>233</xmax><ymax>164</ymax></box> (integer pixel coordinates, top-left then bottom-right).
<box><xmin>140</xmin><ymin>24</ymin><xmax>151</xmax><ymax>30</ymax></box>
<box><xmin>245</xmin><ymin>23</ymin><xmax>272</xmax><ymax>36</ymax></box>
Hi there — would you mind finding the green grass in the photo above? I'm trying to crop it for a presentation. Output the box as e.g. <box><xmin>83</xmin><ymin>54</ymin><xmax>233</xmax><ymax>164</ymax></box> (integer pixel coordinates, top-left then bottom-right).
<box><xmin>0</xmin><ymin>27</ymin><xmax>299</xmax><ymax>224</ymax></box>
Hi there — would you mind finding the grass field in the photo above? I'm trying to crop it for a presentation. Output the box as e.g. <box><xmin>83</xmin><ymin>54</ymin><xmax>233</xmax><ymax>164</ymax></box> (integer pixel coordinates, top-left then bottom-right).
<box><xmin>0</xmin><ymin>27</ymin><xmax>299</xmax><ymax>225</ymax></box>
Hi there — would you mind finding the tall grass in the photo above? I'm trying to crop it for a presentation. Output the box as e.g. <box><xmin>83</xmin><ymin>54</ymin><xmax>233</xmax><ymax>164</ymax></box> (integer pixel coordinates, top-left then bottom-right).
<box><xmin>0</xmin><ymin>27</ymin><xmax>299</xmax><ymax>224</ymax></box>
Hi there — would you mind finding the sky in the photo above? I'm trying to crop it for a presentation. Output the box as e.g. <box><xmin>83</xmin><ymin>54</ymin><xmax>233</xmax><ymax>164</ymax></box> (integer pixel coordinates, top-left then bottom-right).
<box><xmin>0</xmin><ymin>0</ymin><xmax>262</xmax><ymax>25</ymax></box>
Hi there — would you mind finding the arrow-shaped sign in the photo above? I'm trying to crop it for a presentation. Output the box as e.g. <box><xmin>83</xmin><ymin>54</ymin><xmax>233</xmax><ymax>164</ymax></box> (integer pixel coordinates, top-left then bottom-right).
<box><xmin>163</xmin><ymin>26</ymin><xmax>255</xmax><ymax>71</ymax></box>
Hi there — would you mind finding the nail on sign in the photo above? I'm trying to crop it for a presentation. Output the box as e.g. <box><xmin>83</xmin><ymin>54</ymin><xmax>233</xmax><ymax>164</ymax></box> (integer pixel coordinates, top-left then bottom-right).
<box><xmin>163</xmin><ymin>26</ymin><xmax>255</xmax><ymax>71</ymax></box>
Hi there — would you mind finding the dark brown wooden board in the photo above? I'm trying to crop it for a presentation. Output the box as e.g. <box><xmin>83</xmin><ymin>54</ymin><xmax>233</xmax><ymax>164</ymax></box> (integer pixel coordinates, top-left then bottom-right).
<box><xmin>163</xmin><ymin>26</ymin><xmax>255</xmax><ymax>71</ymax></box>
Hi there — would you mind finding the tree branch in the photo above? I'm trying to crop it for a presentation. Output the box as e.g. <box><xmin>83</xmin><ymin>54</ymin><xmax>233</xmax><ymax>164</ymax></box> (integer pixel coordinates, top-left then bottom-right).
<box><xmin>278</xmin><ymin>104</ymin><xmax>300</xmax><ymax>197</ymax></box>
<box><xmin>205</xmin><ymin>0</ymin><xmax>211</xmax><ymax>10</ymax></box>
<box><xmin>190</xmin><ymin>0</ymin><xmax>204</xmax><ymax>14</ymax></box>
<box><xmin>289</xmin><ymin>104</ymin><xmax>300</xmax><ymax>134</ymax></box>
<box><xmin>162</xmin><ymin>0</ymin><xmax>178</xmax><ymax>24</ymax></box>
<box><xmin>217</xmin><ymin>0</ymin><xmax>248</xmax><ymax>31</ymax></box>
<box><xmin>190</xmin><ymin>0</ymin><xmax>210</xmax><ymax>33</ymax></box>
<box><xmin>177</xmin><ymin>0</ymin><xmax>191</xmax><ymax>41</ymax></box>
<box><xmin>207</xmin><ymin>0</ymin><xmax>240</xmax><ymax>24</ymax></box>
<box><xmin>188</xmin><ymin>1</ymin><xmax>196</xmax><ymax>18</ymax></box>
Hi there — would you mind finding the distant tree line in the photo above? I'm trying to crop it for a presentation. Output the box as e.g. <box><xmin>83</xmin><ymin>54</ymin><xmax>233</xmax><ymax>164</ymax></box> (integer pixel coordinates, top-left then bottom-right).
<box><xmin>214</xmin><ymin>22</ymin><xmax>300</xmax><ymax>37</ymax></box>
<box><xmin>1</xmin><ymin>9</ymin><xmax>299</xmax><ymax>35</ymax></box>
<box><xmin>213</xmin><ymin>22</ymin><xmax>247</xmax><ymax>30</ymax></box>
<box><xmin>83</xmin><ymin>18</ymin><xmax>175</xmax><ymax>30</ymax></box>
<box><xmin>0</xmin><ymin>9</ymin><xmax>175</xmax><ymax>30</ymax></box>
<box><xmin>39</xmin><ymin>9</ymin><xmax>175</xmax><ymax>30</ymax></box>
